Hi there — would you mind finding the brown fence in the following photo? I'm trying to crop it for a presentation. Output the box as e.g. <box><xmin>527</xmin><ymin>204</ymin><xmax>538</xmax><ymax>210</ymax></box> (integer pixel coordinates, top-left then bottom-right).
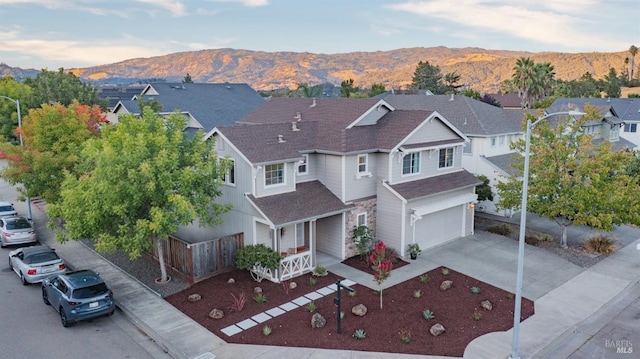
<box><xmin>151</xmin><ymin>233</ymin><xmax>244</xmax><ymax>284</ymax></box>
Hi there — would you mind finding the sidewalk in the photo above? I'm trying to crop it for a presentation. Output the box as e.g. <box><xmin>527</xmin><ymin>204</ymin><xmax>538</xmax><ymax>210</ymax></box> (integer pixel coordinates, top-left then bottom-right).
<box><xmin>29</xmin><ymin>197</ymin><xmax>640</xmax><ymax>358</ymax></box>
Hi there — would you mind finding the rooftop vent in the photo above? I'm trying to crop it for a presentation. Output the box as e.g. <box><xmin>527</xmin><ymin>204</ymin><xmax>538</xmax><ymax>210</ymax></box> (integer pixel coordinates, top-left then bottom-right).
<box><xmin>294</xmin><ymin>112</ymin><xmax>301</xmax><ymax>121</ymax></box>
<box><xmin>292</xmin><ymin>122</ymin><xmax>300</xmax><ymax>131</ymax></box>
<box><xmin>278</xmin><ymin>135</ymin><xmax>286</xmax><ymax>143</ymax></box>
<box><xmin>310</xmin><ymin>98</ymin><xmax>316</xmax><ymax>108</ymax></box>
<box><xmin>449</xmin><ymin>94</ymin><xmax>454</xmax><ymax>101</ymax></box>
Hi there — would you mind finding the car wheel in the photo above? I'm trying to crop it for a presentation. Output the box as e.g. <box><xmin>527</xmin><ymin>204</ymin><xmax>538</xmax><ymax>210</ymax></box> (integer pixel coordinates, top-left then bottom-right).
<box><xmin>20</xmin><ymin>272</ymin><xmax>28</xmax><ymax>286</ymax></box>
<box><xmin>60</xmin><ymin>307</ymin><xmax>72</xmax><ymax>328</ymax></box>
<box><xmin>42</xmin><ymin>288</ymin><xmax>50</xmax><ymax>305</ymax></box>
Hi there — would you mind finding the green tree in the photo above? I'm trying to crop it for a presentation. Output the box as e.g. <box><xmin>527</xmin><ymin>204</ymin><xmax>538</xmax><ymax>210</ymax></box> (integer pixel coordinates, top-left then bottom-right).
<box><xmin>0</xmin><ymin>102</ymin><xmax>105</xmax><ymax>203</ymax></box>
<box><xmin>23</xmin><ymin>68</ymin><xmax>107</xmax><ymax>110</ymax></box>
<box><xmin>369</xmin><ymin>83</ymin><xmax>387</xmax><ymax>97</ymax></box>
<box><xmin>0</xmin><ymin>76</ymin><xmax>32</xmax><ymax>143</ymax></box>
<box><xmin>297</xmin><ymin>83</ymin><xmax>322</xmax><ymax>98</ymax></box>
<box><xmin>496</xmin><ymin>106</ymin><xmax>640</xmax><ymax>247</ymax></box>
<box><xmin>411</xmin><ymin>61</ymin><xmax>444</xmax><ymax>93</ymax></box>
<box><xmin>628</xmin><ymin>45</ymin><xmax>638</xmax><ymax>81</ymax></box>
<box><xmin>443</xmin><ymin>71</ymin><xmax>463</xmax><ymax>93</ymax></box>
<box><xmin>603</xmin><ymin>68</ymin><xmax>622</xmax><ymax>98</ymax></box>
<box><xmin>182</xmin><ymin>73</ymin><xmax>193</xmax><ymax>83</ymax></box>
<box><xmin>340</xmin><ymin>79</ymin><xmax>359</xmax><ymax>98</ymax></box>
<box><xmin>512</xmin><ymin>57</ymin><xmax>537</xmax><ymax>108</ymax></box>
<box><xmin>475</xmin><ymin>175</ymin><xmax>494</xmax><ymax>201</ymax></box>
<box><xmin>462</xmin><ymin>88</ymin><xmax>481</xmax><ymax>100</ymax></box>
<box><xmin>47</xmin><ymin>109</ymin><xmax>231</xmax><ymax>283</ymax></box>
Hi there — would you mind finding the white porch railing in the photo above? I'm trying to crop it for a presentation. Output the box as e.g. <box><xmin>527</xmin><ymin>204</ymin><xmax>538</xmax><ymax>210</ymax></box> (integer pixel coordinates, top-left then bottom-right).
<box><xmin>278</xmin><ymin>250</ymin><xmax>312</xmax><ymax>282</ymax></box>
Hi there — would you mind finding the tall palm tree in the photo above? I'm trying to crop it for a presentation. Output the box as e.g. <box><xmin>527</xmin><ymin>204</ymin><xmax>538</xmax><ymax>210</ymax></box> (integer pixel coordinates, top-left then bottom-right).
<box><xmin>629</xmin><ymin>45</ymin><xmax>638</xmax><ymax>81</ymax></box>
<box><xmin>535</xmin><ymin>62</ymin><xmax>556</xmax><ymax>101</ymax></box>
<box><xmin>512</xmin><ymin>57</ymin><xmax>536</xmax><ymax>108</ymax></box>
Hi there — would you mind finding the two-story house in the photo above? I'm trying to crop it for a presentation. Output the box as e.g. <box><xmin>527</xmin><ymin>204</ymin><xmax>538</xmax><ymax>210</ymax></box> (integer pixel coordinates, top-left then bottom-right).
<box><xmin>205</xmin><ymin>98</ymin><xmax>480</xmax><ymax>282</ymax></box>
<box><xmin>382</xmin><ymin>94</ymin><xmax>528</xmax><ymax>216</ymax></box>
<box><xmin>111</xmin><ymin>82</ymin><xmax>265</xmax><ymax>136</ymax></box>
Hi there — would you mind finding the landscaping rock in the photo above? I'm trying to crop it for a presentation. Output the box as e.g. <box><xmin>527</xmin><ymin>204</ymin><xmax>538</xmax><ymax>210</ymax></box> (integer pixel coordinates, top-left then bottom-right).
<box><xmin>481</xmin><ymin>300</ymin><xmax>493</xmax><ymax>311</ymax></box>
<box><xmin>430</xmin><ymin>323</ymin><xmax>445</xmax><ymax>336</ymax></box>
<box><xmin>352</xmin><ymin>304</ymin><xmax>368</xmax><ymax>316</ymax></box>
<box><xmin>311</xmin><ymin>312</ymin><xmax>326</xmax><ymax>328</ymax></box>
<box><xmin>187</xmin><ymin>293</ymin><xmax>201</xmax><ymax>302</ymax></box>
<box><xmin>440</xmin><ymin>280</ymin><xmax>453</xmax><ymax>291</ymax></box>
<box><xmin>289</xmin><ymin>281</ymin><xmax>297</xmax><ymax>290</ymax></box>
<box><xmin>227</xmin><ymin>278</ymin><xmax>235</xmax><ymax>284</ymax></box>
<box><xmin>208</xmin><ymin>308</ymin><xmax>224</xmax><ymax>319</ymax></box>
<box><xmin>254</xmin><ymin>287</ymin><xmax>263</xmax><ymax>294</ymax></box>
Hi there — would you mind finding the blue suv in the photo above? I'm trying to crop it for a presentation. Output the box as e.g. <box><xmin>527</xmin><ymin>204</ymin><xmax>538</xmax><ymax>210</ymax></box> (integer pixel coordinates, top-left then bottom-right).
<box><xmin>42</xmin><ymin>270</ymin><xmax>115</xmax><ymax>327</ymax></box>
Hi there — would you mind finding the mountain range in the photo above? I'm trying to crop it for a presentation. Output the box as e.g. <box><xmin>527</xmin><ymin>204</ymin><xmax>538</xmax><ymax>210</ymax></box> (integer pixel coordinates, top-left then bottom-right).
<box><xmin>0</xmin><ymin>47</ymin><xmax>631</xmax><ymax>93</ymax></box>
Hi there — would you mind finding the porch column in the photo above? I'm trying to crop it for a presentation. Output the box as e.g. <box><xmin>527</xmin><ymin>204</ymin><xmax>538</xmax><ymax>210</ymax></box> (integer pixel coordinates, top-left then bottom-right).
<box><xmin>310</xmin><ymin>219</ymin><xmax>316</xmax><ymax>266</ymax></box>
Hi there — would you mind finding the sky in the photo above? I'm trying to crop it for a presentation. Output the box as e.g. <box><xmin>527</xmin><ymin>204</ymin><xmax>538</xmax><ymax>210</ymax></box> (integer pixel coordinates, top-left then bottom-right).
<box><xmin>0</xmin><ymin>0</ymin><xmax>638</xmax><ymax>70</ymax></box>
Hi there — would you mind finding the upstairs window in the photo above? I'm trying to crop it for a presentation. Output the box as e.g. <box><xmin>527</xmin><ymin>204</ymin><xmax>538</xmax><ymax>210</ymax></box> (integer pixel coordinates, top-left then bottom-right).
<box><xmin>463</xmin><ymin>138</ymin><xmax>473</xmax><ymax>154</ymax></box>
<box><xmin>490</xmin><ymin>137</ymin><xmax>497</xmax><ymax>147</ymax></box>
<box><xmin>298</xmin><ymin>154</ymin><xmax>308</xmax><ymax>175</ymax></box>
<box><xmin>265</xmin><ymin>163</ymin><xmax>285</xmax><ymax>186</ymax></box>
<box><xmin>357</xmin><ymin>154</ymin><xmax>368</xmax><ymax>174</ymax></box>
<box><xmin>224</xmin><ymin>159</ymin><xmax>235</xmax><ymax>185</ymax></box>
<box><xmin>439</xmin><ymin>147</ymin><xmax>454</xmax><ymax>169</ymax></box>
<box><xmin>624</xmin><ymin>123</ymin><xmax>637</xmax><ymax>133</ymax></box>
<box><xmin>402</xmin><ymin>152</ymin><xmax>420</xmax><ymax>175</ymax></box>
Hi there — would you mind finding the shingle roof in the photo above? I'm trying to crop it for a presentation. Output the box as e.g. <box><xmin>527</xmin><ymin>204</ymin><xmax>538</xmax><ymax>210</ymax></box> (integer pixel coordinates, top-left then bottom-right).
<box><xmin>485</xmin><ymin>93</ymin><xmax>523</xmax><ymax>108</ymax></box>
<box><xmin>382</xmin><ymin>94</ymin><xmax>526</xmax><ymax>136</ymax></box>
<box><xmin>387</xmin><ymin>170</ymin><xmax>481</xmax><ymax>201</ymax></box>
<box><xmin>137</xmin><ymin>83</ymin><xmax>265</xmax><ymax>132</ymax></box>
<box><xmin>247</xmin><ymin>180</ymin><xmax>355</xmax><ymax>226</ymax></box>
<box><xmin>550</xmin><ymin>98</ymin><xmax>640</xmax><ymax>123</ymax></box>
<box><xmin>483</xmin><ymin>153</ymin><xmax>521</xmax><ymax>176</ymax></box>
<box><xmin>218</xmin><ymin>102</ymin><xmax>456</xmax><ymax>163</ymax></box>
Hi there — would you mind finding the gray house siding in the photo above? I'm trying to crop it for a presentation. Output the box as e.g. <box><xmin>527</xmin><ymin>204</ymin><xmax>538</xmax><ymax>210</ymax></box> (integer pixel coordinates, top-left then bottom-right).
<box><xmin>255</xmin><ymin>161</ymin><xmax>296</xmax><ymax>198</ymax></box>
<box><xmin>315</xmin><ymin>214</ymin><xmax>344</xmax><ymax>258</ymax></box>
<box><xmin>375</xmin><ymin>182</ymin><xmax>405</xmax><ymax>256</ymax></box>
<box><xmin>345</xmin><ymin>153</ymin><xmax>378</xmax><ymax>202</ymax></box>
<box><xmin>322</xmin><ymin>155</ymin><xmax>344</xmax><ymax>201</ymax></box>
<box><xmin>404</xmin><ymin>117</ymin><xmax>460</xmax><ymax>144</ymax></box>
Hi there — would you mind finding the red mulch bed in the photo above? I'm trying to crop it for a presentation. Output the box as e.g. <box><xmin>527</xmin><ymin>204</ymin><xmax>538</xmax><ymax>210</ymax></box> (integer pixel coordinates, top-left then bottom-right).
<box><xmin>165</xmin><ymin>265</ymin><xmax>534</xmax><ymax>357</ymax></box>
<box><xmin>341</xmin><ymin>254</ymin><xmax>410</xmax><ymax>275</ymax></box>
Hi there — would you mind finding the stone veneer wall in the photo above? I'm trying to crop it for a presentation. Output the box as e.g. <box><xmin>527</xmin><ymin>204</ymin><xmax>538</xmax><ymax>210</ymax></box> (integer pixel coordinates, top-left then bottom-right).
<box><xmin>344</xmin><ymin>198</ymin><xmax>377</xmax><ymax>259</ymax></box>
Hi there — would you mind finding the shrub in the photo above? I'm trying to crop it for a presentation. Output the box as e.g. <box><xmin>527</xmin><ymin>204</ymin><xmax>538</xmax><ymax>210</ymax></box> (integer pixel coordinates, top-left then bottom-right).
<box><xmin>307</xmin><ymin>301</ymin><xmax>317</xmax><ymax>312</ymax></box>
<box><xmin>441</xmin><ymin>268</ymin><xmax>449</xmax><ymax>276</ymax></box>
<box><xmin>312</xmin><ymin>265</ymin><xmax>328</xmax><ymax>277</ymax></box>
<box><xmin>384</xmin><ymin>246</ymin><xmax>401</xmax><ymax>264</ymax></box>
<box><xmin>340</xmin><ymin>311</ymin><xmax>345</xmax><ymax>319</ymax></box>
<box><xmin>399</xmin><ymin>328</ymin><xmax>411</xmax><ymax>344</ymax></box>
<box><xmin>537</xmin><ymin>233</ymin><xmax>554</xmax><ymax>241</ymax></box>
<box><xmin>352</xmin><ymin>225</ymin><xmax>372</xmax><ymax>260</ymax></box>
<box><xmin>229</xmin><ymin>292</ymin><xmax>247</xmax><ymax>312</ymax></box>
<box><xmin>525</xmin><ymin>235</ymin><xmax>539</xmax><ymax>245</ymax></box>
<box><xmin>348</xmin><ymin>290</ymin><xmax>356</xmax><ymax>297</ymax></box>
<box><xmin>419</xmin><ymin>274</ymin><xmax>430</xmax><ymax>283</ymax></box>
<box><xmin>413</xmin><ymin>289</ymin><xmax>422</xmax><ymax>298</ymax></box>
<box><xmin>473</xmin><ymin>309</ymin><xmax>482</xmax><ymax>321</ymax></box>
<box><xmin>282</xmin><ymin>281</ymin><xmax>291</xmax><ymax>295</ymax></box>
<box><xmin>470</xmin><ymin>286</ymin><xmax>481</xmax><ymax>294</ymax></box>
<box><xmin>235</xmin><ymin>244</ymin><xmax>282</xmax><ymax>282</ymax></box>
<box><xmin>309</xmin><ymin>277</ymin><xmax>317</xmax><ymax>286</ymax></box>
<box><xmin>254</xmin><ymin>293</ymin><xmax>267</xmax><ymax>303</ymax></box>
<box><xmin>353</xmin><ymin>329</ymin><xmax>367</xmax><ymax>339</ymax></box>
<box><xmin>506</xmin><ymin>292</ymin><xmax>514</xmax><ymax>299</ymax></box>
<box><xmin>262</xmin><ymin>325</ymin><xmax>272</xmax><ymax>336</ymax></box>
<box><xmin>487</xmin><ymin>223</ymin><xmax>513</xmax><ymax>236</ymax></box>
<box><xmin>423</xmin><ymin>309</ymin><xmax>435</xmax><ymax>320</ymax></box>
<box><xmin>585</xmin><ymin>235</ymin><xmax>618</xmax><ymax>254</ymax></box>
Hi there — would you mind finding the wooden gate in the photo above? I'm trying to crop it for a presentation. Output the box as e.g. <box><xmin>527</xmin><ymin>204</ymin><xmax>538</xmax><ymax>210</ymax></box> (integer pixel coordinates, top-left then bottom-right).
<box><xmin>152</xmin><ymin>233</ymin><xmax>243</xmax><ymax>284</ymax></box>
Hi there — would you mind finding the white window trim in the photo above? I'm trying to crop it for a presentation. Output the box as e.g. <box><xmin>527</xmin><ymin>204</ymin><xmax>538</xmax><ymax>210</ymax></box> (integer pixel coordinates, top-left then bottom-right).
<box><xmin>356</xmin><ymin>212</ymin><xmax>367</xmax><ymax>227</ymax></box>
<box><xmin>224</xmin><ymin>158</ymin><xmax>236</xmax><ymax>186</ymax></box>
<box><xmin>490</xmin><ymin>137</ymin><xmax>497</xmax><ymax>147</ymax></box>
<box><xmin>438</xmin><ymin>147</ymin><xmax>455</xmax><ymax>169</ymax></box>
<box><xmin>264</xmin><ymin>163</ymin><xmax>287</xmax><ymax>187</ymax></box>
<box><xmin>356</xmin><ymin>154</ymin><xmax>372</xmax><ymax>179</ymax></box>
<box><xmin>401</xmin><ymin>152</ymin><xmax>421</xmax><ymax>177</ymax></box>
<box><xmin>297</xmin><ymin>154</ymin><xmax>309</xmax><ymax>176</ymax></box>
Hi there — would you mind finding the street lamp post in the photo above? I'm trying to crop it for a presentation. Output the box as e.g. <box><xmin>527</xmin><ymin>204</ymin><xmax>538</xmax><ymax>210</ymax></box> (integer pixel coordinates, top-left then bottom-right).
<box><xmin>0</xmin><ymin>95</ymin><xmax>32</xmax><ymax>220</ymax></box>
<box><xmin>509</xmin><ymin>110</ymin><xmax>584</xmax><ymax>359</ymax></box>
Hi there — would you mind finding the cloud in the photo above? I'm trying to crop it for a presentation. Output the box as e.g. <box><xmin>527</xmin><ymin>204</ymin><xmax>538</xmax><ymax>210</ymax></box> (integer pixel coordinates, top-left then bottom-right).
<box><xmin>207</xmin><ymin>0</ymin><xmax>269</xmax><ymax>7</ymax></box>
<box><xmin>135</xmin><ymin>0</ymin><xmax>187</xmax><ymax>16</ymax></box>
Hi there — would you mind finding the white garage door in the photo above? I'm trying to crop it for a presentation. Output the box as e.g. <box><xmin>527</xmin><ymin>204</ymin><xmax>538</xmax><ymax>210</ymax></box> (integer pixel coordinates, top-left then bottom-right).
<box><xmin>414</xmin><ymin>206</ymin><xmax>462</xmax><ymax>249</ymax></box>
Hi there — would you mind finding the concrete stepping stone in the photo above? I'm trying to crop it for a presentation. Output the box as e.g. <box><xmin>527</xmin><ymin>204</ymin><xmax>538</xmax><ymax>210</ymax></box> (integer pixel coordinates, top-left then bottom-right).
<box><xmin>279</xmin><ymin>302</ymin><xmax>298</xmax><ymax>311</ymax></box>
<box><xmin>292</xmin><ymin>296</ymin><xmax>312</xmax><ymax>306</ymax></box>
<box><xmin>316</xmin><ymin>286</ymin><xmax>335</xmax><ymax>296</ymax></box>
<box><xmin>251</xmin><ymin>312</ymin><xmax>272</xmax><ymax>323</ymax></box>
<box><xmin>305</xmin><ymin>291</ymin><xmax>323</xmax><ymax>300</ymax></box>
<box><xmin>221</xmin><ymin>324</ymin><xmax>242</xmax><ymax>336</ymax></box>
<box><xmin>265</xmin><ymin>307</ymin><xmax>285</xmax><ymax>317</ymax></box>
<box><xmin>237</xmin><ymin>318</ymin><xmax>258</xmax><ymax>330</ymax></box>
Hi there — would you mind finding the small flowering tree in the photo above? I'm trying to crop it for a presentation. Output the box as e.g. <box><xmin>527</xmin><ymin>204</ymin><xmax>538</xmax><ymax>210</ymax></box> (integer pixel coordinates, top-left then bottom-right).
<box><xmin>370</xmin><ymin>241</ymin><xmax>392</xmax><ymax>309</ymax></box>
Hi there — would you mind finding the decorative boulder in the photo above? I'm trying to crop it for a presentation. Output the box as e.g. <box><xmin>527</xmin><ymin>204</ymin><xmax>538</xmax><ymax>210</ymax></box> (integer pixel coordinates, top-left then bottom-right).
<box><xmin>187</xmin><ymin>293</ymin><xmax>201</xmax><ymax>302</ymax></box>
<box><xmin>289</xmin><ymin>282</ymin><xmax>297</xmax><ymax>290</ymax></box>
<box><xmin>208</xmin><ymin>309</ymin><xmax>224</xmax><ymax>319</ymax></box>
<box><xmin>430</xmin><ymin>323</ymin><xmax>445</xmax><ymax>336</ymax></box>
<box><xmin>352</xmin><ymin>304</ymin><xmax>368</xmax><ymax>317</ymax></box>
<box><xmin>481</xmin><ymin>300</ymin><xmax>493</xmax><ymax>311</ymax></box>
<box><xmin>227</xmin><ymin>278</ymin><xmax>235</xmax><ymax>284</ymax></box>
<box><xmin>311</xmin><ymin>312</ymin><xmax>326</xmax><ymax>328</ymax></box>
<box><xmin>440</xmin><ymin>280</ymin><xmax>453</xmax><ymax>291</ymax></box>
<box><xmin>254</xmin><ymin>287</ymin><xmax>263</xmax><ymax>294</ymax></box>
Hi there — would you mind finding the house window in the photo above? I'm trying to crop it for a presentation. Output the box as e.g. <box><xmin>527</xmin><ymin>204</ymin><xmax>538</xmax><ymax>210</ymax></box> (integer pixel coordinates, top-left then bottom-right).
<box><xmin>298</xmin><ymin>154</ymin><xmax>308</xmax><ymax>175</ymax></box>
<box><xmin>357</xmin><ymin>154</ymin><xmax>368</xmax><ymax>174</ymax></box>
<box><xmin>295</xmin><ymin>223</ymin><xmax>305</xmax><ymax>247</ymax></box>
<box><xmin>265</xmin><ymin>163</ymin><xmax>285</xmax><ymax>186</ymax></box>
<box><xmin>499</xmin><ymin>136</ymin><xmax>505</xmax><ymax>145</ymax></box>
<box><xmin>490</xmin><ymin>137</ymin><xmax>497</xmax><ymax>147</ymax></box>
<box><xmin>439</xmin><ymin>147</ymin><xmax>454</xmax><ymax>168</ymax></box>
<box><xmin>224</xmin><ymin>159</ymin><xmax>235</xmax><ymax>185</ymax></box>
<box><xmin>463</xmin><ymin>138</ymin><xmax>473</xmax><ymax>154</ymax></box>
<box><xmin>402</xmin><ymin>152</ymin><xmax>420</xmax><ymax>175</ymax></box>
<box><xmin>610</xmin><ymin>125</ymin><xmax>620</xmax><ymax>141</ymax></box>
<box><xmin>357</xmin><ymin>212</ymin><xmax>367</xmax><ymax>227</ymax></box>
<box><xmin>624</xmin><ymin>123</ymin><xmax>637</xmax><ymax>133</ymax></box>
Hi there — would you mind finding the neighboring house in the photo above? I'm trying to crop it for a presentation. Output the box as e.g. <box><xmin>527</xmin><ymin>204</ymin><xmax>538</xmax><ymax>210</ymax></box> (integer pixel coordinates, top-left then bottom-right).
<box><xmin>110</xmin><ymin>82</ymin><xmax>265</xmax><ymax>136</ymax></box>
<box><xmin>383</xmin><ymin>94</ymin><xmax>528</xmax><ymax>216</ymax></box>
<box><xmin>97</xmin><ymin>84</ymin><xmax>147</xmax><ymax>110</ymax></box>
<box><xmin>205</xmin><ymin>98</ymin><xmax>480</xmax><ymax>282</ymax></box>
<box><xmin>485</xmin><ymin>93</ymin><xmax>523</xmax><ymax>109</ymax></box>
<box><xmin>549</xmin><ymin>98</ymin><xmax>640</xmax><ymax>150</ymax></box>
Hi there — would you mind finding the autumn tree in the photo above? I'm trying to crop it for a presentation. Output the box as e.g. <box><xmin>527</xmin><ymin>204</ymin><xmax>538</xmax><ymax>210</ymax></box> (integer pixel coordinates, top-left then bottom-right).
<box><xmin>23</xmin><ymin>68</ymin><xmax>107</xmax><ymax>110</ymax></box>
<box><xmin>0</xmin><ymin>102</ymin><xmax>105</xmax><ymax>204</ymax></box>
<box><xmin>0</xmin><ymin>76</ymin><xmax>32</xmax><ymax>143</ymax></box>
<box><xmin>496</xmin><ymin>106</ymin><xmax>640</xmax><ymax>247</ymax></box>
<box><xmin>47</xmin><ymin>110</ymin><xmax>231</xmax><ymax>283</ymax></box>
